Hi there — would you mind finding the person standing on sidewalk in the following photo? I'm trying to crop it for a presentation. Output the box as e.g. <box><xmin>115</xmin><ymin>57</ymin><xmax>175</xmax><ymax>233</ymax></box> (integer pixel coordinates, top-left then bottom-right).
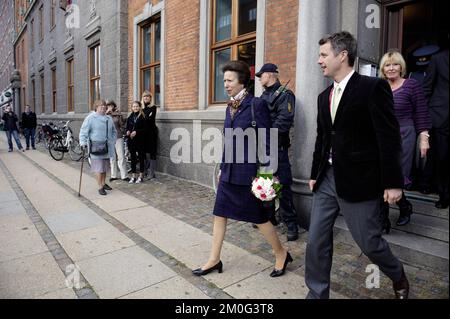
<box><xmin>21</xmin><ymin>105</ymin><xmax>37</xmax><ymax>150</ymax></box>
<box><xmin>79</xmin><ymin>100</ymin><xmax>117</xmax><ymax>196</ymax></box>
<box><xmin>192</xmin><ymin>60</ymin><xmax>292</xmax><ymax>278</ymax></box>
<box><xmin>1</xmin><ymin>104</ymin><xmax>25</xmax><ymax>152</ymax></box>
<box><xmin>306</xmin><ymin>31</ymin><xmax>409</xmax><ymax>299</ymax></box>
<box><xmin>256</xmin><ymin>63</ymin><xmax>299</xmax><ymax>241</ymax></box>
<box><xmin>141</xmin><ymin>91</ymin><xmax>158</xmax><ymax>180</ymax></box>
<box><xmin>126</xmin><ymin>101</ymin><xmax>147</xmax><ymax>184</ymax></box>
<box><xmin>106</xmin><ymin>100</ymin><xmax>129</xmax><ymax>182</ymax></box>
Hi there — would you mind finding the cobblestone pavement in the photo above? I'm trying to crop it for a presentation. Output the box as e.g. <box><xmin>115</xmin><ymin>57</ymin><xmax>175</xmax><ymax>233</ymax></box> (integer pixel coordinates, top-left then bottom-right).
<box><xmin>35</xmin><ymin>147</ymin><xmax>449</xmax><ymax>299</ymax></box>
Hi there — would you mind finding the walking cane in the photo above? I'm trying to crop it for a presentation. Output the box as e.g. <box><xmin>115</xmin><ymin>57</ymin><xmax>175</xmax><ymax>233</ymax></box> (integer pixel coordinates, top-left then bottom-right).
<box><xmin>78</xmin><ymin>147</ymin><xmax>85</xmax><ymax>197</ymax></box>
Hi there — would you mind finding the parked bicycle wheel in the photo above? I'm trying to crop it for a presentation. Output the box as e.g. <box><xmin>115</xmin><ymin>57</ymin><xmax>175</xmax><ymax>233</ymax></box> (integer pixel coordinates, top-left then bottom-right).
<box><xmin>48</xmin><ymin>137</ymin><xmax>66</xmax><ymax>161</ymax></box>
<box><xmin>35</xmin><ymin>127</ymin><xmax>44</xmax><ymax>146</ymax></box>
<box><xmin>68</xmin><ymin>138</ymin><xmax>83</xmax><ymax>161</ymax></box>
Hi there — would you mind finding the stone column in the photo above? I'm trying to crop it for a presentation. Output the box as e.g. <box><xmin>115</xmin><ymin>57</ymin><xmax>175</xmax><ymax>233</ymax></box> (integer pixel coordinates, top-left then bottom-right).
<box><xmin>292</xmin><ymin>0</ymin><xmax>365</xmax><ymax>229</ymax></box>
<box><xmin>292</xmin><ymin>0</ymin><xmax>334</xmax><ymax>229</ymax></box>
<box><xmin>10</xmin><ymin>70</ymin><xmax>22</xmax><ymax>115</ymax></box>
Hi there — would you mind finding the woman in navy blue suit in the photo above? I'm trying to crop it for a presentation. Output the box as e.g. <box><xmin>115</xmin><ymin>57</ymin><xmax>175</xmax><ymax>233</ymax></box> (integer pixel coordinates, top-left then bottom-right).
<box><xmin>192</xmin><ymin>61</ymin><xmax>292</xmax><ymax>278</ymax></box>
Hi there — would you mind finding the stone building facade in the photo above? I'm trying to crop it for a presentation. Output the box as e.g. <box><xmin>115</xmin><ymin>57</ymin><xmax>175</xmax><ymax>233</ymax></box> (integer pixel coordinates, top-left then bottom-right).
<box><xmin>126</xmin><ymin>0</ymin><xmax>382</xmax><ymax>227</ymax></box>
<box><xmin>23</xmin><ymin>0</ymin><xmax>128</xmax><ymax>135</ymax></box>
<box><xmin>13</xmin><ymin>0</ymin><xmax>32</xmax><ymax>115</ymax></box>
<box><xmin>11</xmin><ymin>0</ymin><xmax>446</xmax><ymax>228</ymax></box>
<box><xmin>0</xmin><ymin>0</ymin><xmax>15</xmax><ymax>110</ymax></box>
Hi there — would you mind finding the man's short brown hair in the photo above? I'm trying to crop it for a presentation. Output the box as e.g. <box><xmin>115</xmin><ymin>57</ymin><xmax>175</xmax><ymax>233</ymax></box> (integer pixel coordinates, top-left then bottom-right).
<box><xmin>222</xmin><ymin>60</ymin><xmax>251</xmax><ymax>88</ymax></box>
<box><xmin>319</xmin><ymin>31</ymin><xmax>357</xmax><ymax>67</ymax></box>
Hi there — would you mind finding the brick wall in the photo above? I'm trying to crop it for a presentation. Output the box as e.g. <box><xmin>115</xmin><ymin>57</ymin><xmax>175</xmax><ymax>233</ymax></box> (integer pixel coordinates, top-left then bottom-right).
<box><xmin>164</xmin><ymin>0</ymin><xmax>200</xmax><ymax>110</ymax></box>
<box><xmin>127</xmin><ymin>0</ymin><xmax>149</xmax><ymax>110</ymax></box>
<box><xmin>264</xmin><ymin>0</ymin><xmax>298</xmax><ymax>93</ymax></box>
<box><xmin>128</xmin><ymin>1</ymin><xmax>296</xmax><ymax>110</ymax></box>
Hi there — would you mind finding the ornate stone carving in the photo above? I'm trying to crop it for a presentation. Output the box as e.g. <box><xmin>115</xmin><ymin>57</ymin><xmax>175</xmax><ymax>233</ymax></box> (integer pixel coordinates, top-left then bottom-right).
<box><xmin>90</xmin><ymin>0</ymin><xmax>96</xmax><ymax>19</ymax></box>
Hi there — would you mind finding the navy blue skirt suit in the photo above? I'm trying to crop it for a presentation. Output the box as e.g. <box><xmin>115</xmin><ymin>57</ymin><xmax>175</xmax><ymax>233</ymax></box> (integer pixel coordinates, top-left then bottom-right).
<box><xmin>213</xmin><ymin>94</ymin><xmax>274</xmax><ymax>224</ymax></box>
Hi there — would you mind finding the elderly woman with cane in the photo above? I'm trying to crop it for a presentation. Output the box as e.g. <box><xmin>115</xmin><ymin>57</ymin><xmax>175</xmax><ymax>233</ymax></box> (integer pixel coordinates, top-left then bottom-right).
<box><xmin>79</xmin><ymin>99</ymin><xmax>117</xmax><ymax>195</ymax></box>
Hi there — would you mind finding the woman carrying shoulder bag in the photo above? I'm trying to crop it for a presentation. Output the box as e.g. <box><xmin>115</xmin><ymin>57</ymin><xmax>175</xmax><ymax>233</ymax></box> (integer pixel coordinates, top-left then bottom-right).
<box><xmin>79</xmin><ymin>100</ymin><xmax>117</xmax><ymax>195</ymax></box>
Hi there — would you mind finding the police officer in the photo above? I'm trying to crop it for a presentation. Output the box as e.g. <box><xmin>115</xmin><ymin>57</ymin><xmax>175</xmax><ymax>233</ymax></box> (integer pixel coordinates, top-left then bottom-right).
<box><xmin>256</xmin><ymin>63</ymin><xmax>299</xmax><ymax>241</ymax></box>
<box><xmin>409</xmin><ymin>45</ymin><xmax>440</xmax><ymax>195</ymax></box>
<box><xmin>409</xmin><ymin>45</ymin><xmax>440</xmax><ymax>85</ymax></box>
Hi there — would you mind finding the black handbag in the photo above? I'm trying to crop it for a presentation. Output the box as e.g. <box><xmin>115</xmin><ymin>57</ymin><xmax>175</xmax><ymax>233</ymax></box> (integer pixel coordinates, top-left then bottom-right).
<box><xmin>89</xmin><ymin>120</ymin><xmax>109</xmax><ymax>155</ymax></box>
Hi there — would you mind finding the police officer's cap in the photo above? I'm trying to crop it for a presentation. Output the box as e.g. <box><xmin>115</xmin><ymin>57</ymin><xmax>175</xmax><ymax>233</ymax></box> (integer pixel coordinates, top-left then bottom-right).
<box><xmin>255</xmin><ymin>63</ymin><xmax>279</xmax><ymax>77</ymax></box>
<box><xmin>413</xmin><ymin>45</ymin><xmax>440</xmax><ymax>66</ymax></box>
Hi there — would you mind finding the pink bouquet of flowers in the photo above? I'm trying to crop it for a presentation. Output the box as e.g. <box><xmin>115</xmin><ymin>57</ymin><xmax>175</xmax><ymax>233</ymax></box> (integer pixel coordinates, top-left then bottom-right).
<box><xmin>251</xmin><ymin>173</ymin><xmax>282</xmax><ymax>209</ymax></box>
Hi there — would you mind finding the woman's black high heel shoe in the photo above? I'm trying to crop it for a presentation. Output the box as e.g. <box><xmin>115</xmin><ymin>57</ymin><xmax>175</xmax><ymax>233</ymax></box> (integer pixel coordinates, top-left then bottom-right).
<box><xmin>192</xmin><ymin>261</ymin><xmax>223</xmax><ymax>276</ymax></box>
<box><xmin>270</xmin><ymin>252</ymin><xmax>293</xmax><ymax>277</ymax></box>
<box><xmin>396</xmin><ymin>197</ymin><xmax>413</xmax><ymax>226</ymax></box>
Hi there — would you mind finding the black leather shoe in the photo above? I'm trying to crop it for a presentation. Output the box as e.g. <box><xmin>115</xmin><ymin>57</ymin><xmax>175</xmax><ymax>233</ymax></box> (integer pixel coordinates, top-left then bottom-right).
<box><xmin>109</xmin><ymin>177</ymin><xmax>118</xmax><ymax>182</ymax></box>
<box><xmin>192</xmin><ymin>261</ymin><xmax>223</xmax><ymax>276</ymax></box>
<box><xmin>396</xmin><ymin>214</ymin><xmax>410</xmax><ymax>226</ymax></box>
<box><xmin>287</xmin><ymin>224</ymin><xmax>299</xmax><ymax>241</ymax></box>
<box><xmin>98</xmin><ymin>188</ymin><xmax>107</xmax><ymax>196</ymax></box>
<box><xmin>393</xmin><ymin>270</ymin><xmax>409</xmax><ymax>299</ymax></box>
<box><xmin>435</xmin><ymin>199</ymin><xmax>449</xmax><ymax>209</ymax></box>
<box><xmin>419</xmin><ymin>187</ymin><xmax>432</xmax><ymax>195</ymax></box>
<box><xmin>396</xmin><ymin>199</ymin><xmax>412</xmax><ymax>226</ymax></box>
<box><xmin>270</xmin><ymin>252</ymin><xmax>293</xmax><ymax>277</ymax></box>
<box><xmin>121</xmin><ymin>177</ymin><xmax>130</xmax><ymax>182</ymax></box>
<box><xmin>103</xmin><ymin>184</ymin><xmax>112</xmax><ymax>191</ymax></box>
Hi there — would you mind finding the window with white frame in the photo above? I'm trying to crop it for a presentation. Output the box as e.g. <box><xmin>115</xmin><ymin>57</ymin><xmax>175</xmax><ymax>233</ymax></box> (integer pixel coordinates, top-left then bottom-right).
<box><xmin>139</xmin><ymin>16</ymin><xmax>161</xmax><ymax>105</ymax></box>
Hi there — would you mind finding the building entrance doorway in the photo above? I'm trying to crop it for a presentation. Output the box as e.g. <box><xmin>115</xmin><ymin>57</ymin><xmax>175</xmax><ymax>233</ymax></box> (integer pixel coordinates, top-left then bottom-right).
<box><xmin>382</xmin><ymin>0</ymin><xmax>448</xmax><ymax>75</ymax></box>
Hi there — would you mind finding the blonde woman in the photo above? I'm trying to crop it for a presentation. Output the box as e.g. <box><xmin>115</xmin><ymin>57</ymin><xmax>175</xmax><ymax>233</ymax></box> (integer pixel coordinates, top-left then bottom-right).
<box><xmin>126</xmin><ymin>101</ymin><xmax>146</xmax><ymax>183</ymax></box>
<box><xmin>379</xmin><ymin>50</ymin><xmax>432</xmax><ymax>227</ymax></box>
<box><xmin>141</xmin><ymin>90</ymin><xmax>158</xmax><ymax>179</ymax></box>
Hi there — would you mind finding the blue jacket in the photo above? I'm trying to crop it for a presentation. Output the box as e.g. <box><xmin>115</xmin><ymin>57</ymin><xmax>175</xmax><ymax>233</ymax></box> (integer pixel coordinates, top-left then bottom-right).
<box><xmin>79</xmin><ymin>112</ymin><xmax>117</xmax><ymax>160</ymax></box>
<box><xmin>220</xmin><ymin>94</ymin><xmax>272</xmax><ymax>186</ymax></box>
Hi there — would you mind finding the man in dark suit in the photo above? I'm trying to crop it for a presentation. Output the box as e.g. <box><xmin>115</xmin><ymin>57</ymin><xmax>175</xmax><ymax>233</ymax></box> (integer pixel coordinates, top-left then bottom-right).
<box><xmin>305</xmin><ymin>31</ymin><xmax>409</xmax><ymax>299</ymax></box>
<box><xmin>422</xmin><ymin>49</ymin><xmax>449</xmax><ymax>209</ymax></box>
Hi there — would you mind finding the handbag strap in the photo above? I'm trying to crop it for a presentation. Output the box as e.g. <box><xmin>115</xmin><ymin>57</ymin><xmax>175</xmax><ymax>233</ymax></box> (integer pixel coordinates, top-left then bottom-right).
<box><xmin>251</xmin><ymin>99</ymin><xmax>260</xmax><ymax>168</ymax></box>
<box><xmin>105</xmin><ymin>117</ymin><xmax>108</xmax><ymax>141</ymax></box>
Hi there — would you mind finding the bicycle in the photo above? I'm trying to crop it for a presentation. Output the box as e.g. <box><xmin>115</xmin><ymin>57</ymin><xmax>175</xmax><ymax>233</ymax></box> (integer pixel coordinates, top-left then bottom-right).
<box><xmin>36</xmin><ymin>122</ymin><xmax>57</xmax><ymax>150</ymax></box>
<box><xmin>48</xmin><ymin>121</ymin><xmax>83</xmax><ymax>161</ymax></box>
<box><xmin>35</xmin><ymin>123</ymin><xmax>44</xmax><ymax>145</ymax></box>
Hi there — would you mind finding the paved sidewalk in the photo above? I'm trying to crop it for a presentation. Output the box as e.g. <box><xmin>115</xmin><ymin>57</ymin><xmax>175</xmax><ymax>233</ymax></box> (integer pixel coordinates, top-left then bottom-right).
<box><xmin>0</xmin><ymin>163</ymin><xmax>78</xmax><ymax>299</ymax></box>
<box><xmin>0</xmin><ymin>136</ymin><xmax>448</xmax><ymax>299</ymax></box>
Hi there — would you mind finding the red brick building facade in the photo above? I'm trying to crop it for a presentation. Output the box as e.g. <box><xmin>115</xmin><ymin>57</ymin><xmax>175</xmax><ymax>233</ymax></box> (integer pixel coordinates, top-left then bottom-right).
<box><xmin>128</xmin><ymin>0</ymin><xmax>298</xmax><ymax>112</ymax></box>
